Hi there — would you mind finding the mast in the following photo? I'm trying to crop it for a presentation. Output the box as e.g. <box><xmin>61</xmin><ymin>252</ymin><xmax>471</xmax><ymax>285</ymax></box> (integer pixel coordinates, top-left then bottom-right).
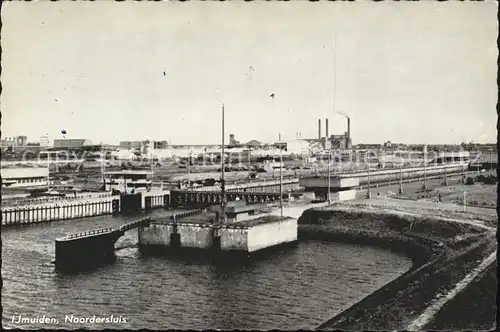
<box><xmin>333</xmin><ymin>35</ymin><xmax>337</xmax><ymax>113</ymax></box>
<box><xmin>221</xmin><ymin>103</ymin><xmax>226</xmax><ymax>224</ymax></box>
<box><xmin>280</xmin><ymin>147</ymin><xmax>283</xmax><ymax>219</ymax></box>
<box><xmin>47</xmin><ymin>152</ymin><xmax>50</xmax><ymax>192</ymax></box>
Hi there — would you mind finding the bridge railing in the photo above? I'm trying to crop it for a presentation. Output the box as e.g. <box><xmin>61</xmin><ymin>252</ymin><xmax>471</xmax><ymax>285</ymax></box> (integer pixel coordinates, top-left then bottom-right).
<box><xmin>64</xmin><ymin>228</ymin><xmax>114</xmax><ymax>240</ymax></box>
<box><xmin>118</xmin><ymin>217</ymin><xmax>151</xmax><ymax>232</ymax></box>
<box><xmin>170</xmin><ymin>208</ymin><xmax>205</xmax><ymax>221</ymax></box>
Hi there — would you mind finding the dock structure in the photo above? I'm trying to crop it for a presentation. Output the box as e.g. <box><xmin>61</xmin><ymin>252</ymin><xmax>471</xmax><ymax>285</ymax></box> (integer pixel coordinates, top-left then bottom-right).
<box><xmin>137</xmin><ymin>104</ymin><xmax>299</xmax><ymax>258</ymax></box>
<box><xmin>3</xmin><ymin>177</ymin><xmax>300</xmax><ymax>226</ymax></box>
<box><xmin>54</xmin><ymin>217</ymin><xmax>151</xmax><ymax>273</ymax></box>
<box><xmin>138</xmin><ymin>203</ymin><xmax>298</xmax><ymax>255</ymax></box>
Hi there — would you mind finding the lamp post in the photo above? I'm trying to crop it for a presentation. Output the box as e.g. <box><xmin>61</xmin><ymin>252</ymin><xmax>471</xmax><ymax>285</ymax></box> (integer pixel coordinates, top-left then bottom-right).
<box><xmin>221</xmin><ymin>103</ymin><xmax>227</xmax><ymax>224</ymax></box>
<box><xmin>477</xmin><ymin>148</ymin><xmax>480</xmax><ymax>174</ymax></box>
<box><xmin>187</xmin><ymin>152</ymin><xmax>192</xmax><ymax>190</ymax></box>
<box><xmin>327</xmin><ymin>150</ymin><xmax>331</xmax><ymax>204</ymax></box>
<box><xmin>399</xmin><ymin>160</ymin><xmax>403</xmax><ymax>195</ymax></box>
<box><xmin>102</xmin><ymin>153</ymin><xmax>106</xmax><ymax>191</ymax></box>
<box><xmin>366</xmin><ymin>157</ymin><xmax>371</xmax><ymax>199</ymax></box>
<box><xmin>280</xmin><ymin>149</ymin><xmax>283</xmax><ymax>219</ymax></box>
<box><xmin>423</xmin><ymin>148</ymin><xmax>427</xmax><ymax>191</ymax></box>
<box><xmin>489</xmin><ymin>148</ymin><xmax>493</xmax><ymax>176</ymax></box>
<box><xmin>47</xmin><ymin>152</ymin><xmax>50</xmax><ymax>192</ymax></box>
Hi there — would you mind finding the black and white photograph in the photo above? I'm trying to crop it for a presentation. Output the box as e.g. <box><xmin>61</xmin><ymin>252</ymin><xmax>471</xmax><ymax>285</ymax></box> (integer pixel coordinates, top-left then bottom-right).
<box><xmin>1</xmin><ymin>1</ymin><xmax>497</xmax><ymax>330</ymax></box>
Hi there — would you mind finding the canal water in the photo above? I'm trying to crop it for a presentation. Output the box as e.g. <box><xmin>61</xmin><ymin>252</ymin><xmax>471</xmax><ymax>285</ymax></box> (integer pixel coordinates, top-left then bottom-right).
<box><xmin>2</xmin><ymin>209</ymin><xmax>412</xmax><ymax>330</ymax></box>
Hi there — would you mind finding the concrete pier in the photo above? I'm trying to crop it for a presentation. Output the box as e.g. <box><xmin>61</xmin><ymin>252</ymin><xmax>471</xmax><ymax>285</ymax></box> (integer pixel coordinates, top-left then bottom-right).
<box><xmin>55</xmin><ymin>217</ymin><xmax>151</xmax><ymax>273</ymax></box>
<box><xmin>55</xmin><ymin>228</ymin><xmax>120</xmax><ymax>273</ymax></box>
<box><xmin>138</xmin><ymin>213</ymin><xmax>298</xmax><ymax>254</ymax></box>
<box><xmin>220</xmin><ymin>216</ymin><xmax>297</xmax><ymax>253</ymax></box>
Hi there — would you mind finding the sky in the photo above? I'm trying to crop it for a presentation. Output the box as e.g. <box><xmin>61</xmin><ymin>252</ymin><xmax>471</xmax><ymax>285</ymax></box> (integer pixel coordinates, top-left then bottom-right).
<box><xmin>1</xmin><ymin>1</ymin><xmax>498</xmax><ymax>146</ymax></box>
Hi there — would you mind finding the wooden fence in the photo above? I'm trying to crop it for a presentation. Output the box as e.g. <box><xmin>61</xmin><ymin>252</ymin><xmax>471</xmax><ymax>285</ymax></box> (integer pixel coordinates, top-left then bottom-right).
<box><xmin>2</xmin><ymin>196</ymin><xmax>120</xmax><ymax>226</ymax></box>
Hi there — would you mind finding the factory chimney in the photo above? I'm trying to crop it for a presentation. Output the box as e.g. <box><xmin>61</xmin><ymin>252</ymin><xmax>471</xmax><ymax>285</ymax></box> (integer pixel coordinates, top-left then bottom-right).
<box><xmin>318</xmin><ymin>119</ymin><xmax>321</xmax><ymax>139</ymax></box>
<box><xmin>326</xmin><ymin>118</ymin><xmax>329</xmax><ymax>138</ymax></box>
<box><xmin>346</xmin><ymin>117</ymin><xmax>351</xmax><ymax>150</ymax></box>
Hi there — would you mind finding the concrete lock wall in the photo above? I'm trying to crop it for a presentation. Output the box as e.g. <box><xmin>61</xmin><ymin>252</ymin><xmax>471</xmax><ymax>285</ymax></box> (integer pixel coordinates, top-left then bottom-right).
<box><xmin>138</xmin><ymin>223</ymin><xmax>213</xmax><ymax>249</ymax></box>
<box><xmin>138</xmin><ymin>224</ymin><xmax>174</xmax><ymax>246</ymax></box>
<box><xmin>220</xmin><ymin>227</ymin><xmax>249</xmax><ymax>251</ymax></box>
<box><xmin>178</xmin><ymin>224</ymin><xmax>213</xmax><ymax>248</ymax></box>
<box><xmin>247</xmin><ymin>218</ymin><xmax>298</xmax><ymax>252</ymax></box>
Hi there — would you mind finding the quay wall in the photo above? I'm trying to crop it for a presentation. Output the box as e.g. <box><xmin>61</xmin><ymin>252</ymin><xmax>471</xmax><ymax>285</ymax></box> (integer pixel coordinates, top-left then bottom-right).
<box><xmin>178</xmin><ymin>224</ymin><xmax>213</xmax><ymax>248</ymax></box>
<box><xmin>138</xmin><ymin>224</ymin><xmax>174</xmax><ymax>246</ymax></box>
<box><xmin>247</xmin><ymin>218</ymin><xmax>298</xmax><ymax>252</ymax></box>
<box><xmin>220</xmin><ymin>227</ymin><xmax>248</xmax><ymax>251</ymax></box>
<box><xmin>138</xmin><ymin>223</ymin><xmax>213</xmax><ymax>249</ymax></box>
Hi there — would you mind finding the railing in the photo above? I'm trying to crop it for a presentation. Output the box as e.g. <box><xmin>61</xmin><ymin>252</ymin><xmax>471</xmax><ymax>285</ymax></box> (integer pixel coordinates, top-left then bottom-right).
<box><xmin>2</xmin><ymin>192</ymin><xmax>113</xmax><ymax>207</ymax></box>
<box><xmin>170</xmin><ymin>208</ymin><xmax>205</xmax><ymax>221</ymax></box>
<box><xmin>119</xmin><ymin>217</ymin><xmax>151</xmax><ymax>232</ymax></box>
<box><xmin>64</xmin><ymin>228</ymin><xmax>114</xmax><ymax>240</ymax></box>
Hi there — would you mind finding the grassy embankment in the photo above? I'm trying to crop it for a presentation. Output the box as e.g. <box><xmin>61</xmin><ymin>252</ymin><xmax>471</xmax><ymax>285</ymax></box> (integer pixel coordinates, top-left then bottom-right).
<box><xmin>297</xmin><ymin>202</ymin><xmax>496</xmax><ymax>330</ymax></box>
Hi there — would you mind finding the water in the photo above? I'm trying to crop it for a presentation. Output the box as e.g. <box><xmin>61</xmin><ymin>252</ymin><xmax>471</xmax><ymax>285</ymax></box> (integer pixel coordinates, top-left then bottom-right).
<box><xmin>2</xmin><ymin>210</ymin><xmax>412</xmax><ymax>330</ymax></box>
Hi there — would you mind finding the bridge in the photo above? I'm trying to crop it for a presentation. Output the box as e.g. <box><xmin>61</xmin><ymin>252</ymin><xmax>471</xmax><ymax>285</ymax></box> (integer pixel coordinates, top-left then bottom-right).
<box><xmin>169</xmin><ymin>190</ymin><xmax>302</xmax><ymax>208</ymax></box>
<box><xmin>55</xmin><ymin>217</ymin><xmax>152</xmax><ymax>273</ymax></box>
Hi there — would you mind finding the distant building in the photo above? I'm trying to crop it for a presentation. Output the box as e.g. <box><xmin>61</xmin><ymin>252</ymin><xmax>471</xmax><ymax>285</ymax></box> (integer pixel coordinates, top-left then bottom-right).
<box><xmin>329</xmin><ymin>135</ymin><xmax>347</xmax><ymax>150</ymax></box>
<box><xmin>1</xmin><ymin>136</ymin><xmax>29</xmax><ymax>150</ymax></box>
<box><xmin>53</xmin><ymin>139</ymin><xmax>93</xmax><ymax>150</ymax></box>
<box><xmin>245</xmin><ymin>140</ymin><xmax>262</xmax><ymax>149</ymax></box>
<box><xmin>119</xmin><ymin>141</ymin><xmax>143</xmax><ymax>149</ymax></box>
<box><xmin>16</xmin><ymin>136</ymin><xmax>28</xmax><ymax>146</ymax></box>
<box><xmin>153</xmin><ymin>140</ymin><xmax>169</xmax><ymax>150</ymax></box>
<box><xmin>1</xmin><ymin>167</ymin><xmax>49</xmax><ymax>188</ymax></box>
<box><xmin>40</xmin><ymin>136</ymin><xmax>51</xmax><ymax>148</ymax></box>
<box><xmin>229</xmin><ymin>134</ymin><xmax>240</xmax><ymax>146</ymax></box>
<box><xmin>120</xmin><ymin>140</ymin><xmax>168</xmax><ymax>151</ymax></box>
<box><xmin>273</xmin><ymin>140</ymin><xmax>311</xmax><ymax>155</ymax></box>
<box><xmin>103</xmin><ymin>170</ymin><xmax>153</xmax><ymax>194</ymax></box>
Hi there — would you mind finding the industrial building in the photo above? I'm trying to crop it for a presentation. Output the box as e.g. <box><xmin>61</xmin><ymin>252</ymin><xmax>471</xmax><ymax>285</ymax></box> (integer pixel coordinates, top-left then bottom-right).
<box><xmin>119</xmin><ymin>141</ymin><xmax>143</xmax><ymax>149</ymax></box>
<box><xmin>274</xmin><ymin>140</ymin><xmax>311</xmax><ymax>154</ymax></box>
<box><xmin>103</xmin><ymin>170</ymin><xmax>153</xmax><ymax>193</ymax></box>
<box><xmin>245</xmin><ymin>140</ymin><xmax>263</xmax><ymax>149</ymax></box>
<box><xmin>229</xmin><ymin>134</ymin><xmax>240</xmax><ymax>147</ymax></box>
<box><xmin>53</xmin><ymin>139</ymin><xmax>93</xmax><ymax>150</ymax></box>
<box><xmin>1</xmin><ymin>166</ymin><xmax>49</xmax><ymax>189</ymax></box>
<box><xmin>120</xmin><ymin>140</ymin><xmax>168</xmax><ymax>151</ymax></box>
<box><xmin>307</xmin><ymin>117</ymin><xmax>352</xmax><ymax>150</ymax></box>
<box><xmin>0</xmin><ymin>136</ymin><xmax>28</xmax><ymax>150</ymax></box>
<box><xmin>153</xmin><ymin>141</ymin><xmax>169</xmax><ymax>150</ymax></box>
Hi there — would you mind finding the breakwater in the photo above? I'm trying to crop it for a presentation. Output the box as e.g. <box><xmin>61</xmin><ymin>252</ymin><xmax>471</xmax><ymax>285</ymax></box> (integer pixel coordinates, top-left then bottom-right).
<box><xmin>297</xmin><ymin>204</ymin><xmax>496</xmax><ymax>330</ymax></box>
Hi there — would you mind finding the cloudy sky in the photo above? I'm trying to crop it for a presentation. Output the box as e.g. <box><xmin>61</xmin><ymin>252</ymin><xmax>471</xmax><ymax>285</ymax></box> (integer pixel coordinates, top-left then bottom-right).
<box><xmin>2</xmin><ymin>1</ymin><xmax>497</xmax><ymax>145</ymax></box>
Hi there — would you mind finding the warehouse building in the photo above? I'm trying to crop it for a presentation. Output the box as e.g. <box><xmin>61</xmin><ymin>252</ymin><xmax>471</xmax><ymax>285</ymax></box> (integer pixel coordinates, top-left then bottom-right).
<box><xmin>53</xmin><ymin>139</ymin><xmax>93</xmax><ymax>150</ymax></box>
